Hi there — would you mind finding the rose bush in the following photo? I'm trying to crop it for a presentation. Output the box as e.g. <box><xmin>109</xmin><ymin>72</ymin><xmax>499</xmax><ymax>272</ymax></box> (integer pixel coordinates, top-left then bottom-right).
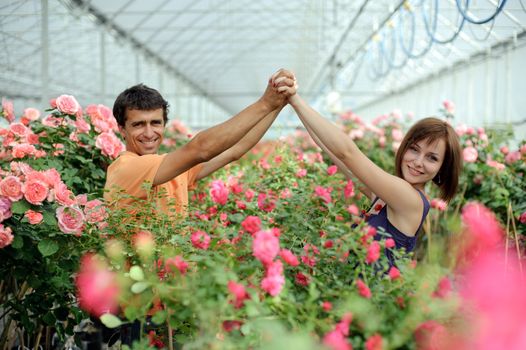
<box><xmin>0</xmin><ymin>97</ymin><xmax>121</xmax><ymax>347</ymax></box>
<box><xmin>2</xmin><ymin>97</ymin><xmax>525</xmax><ymax>349</ymax></box>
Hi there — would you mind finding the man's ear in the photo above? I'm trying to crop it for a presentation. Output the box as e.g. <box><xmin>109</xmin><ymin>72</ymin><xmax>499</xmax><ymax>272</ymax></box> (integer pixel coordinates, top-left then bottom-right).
<box><xmin>118</xmin><ymin>125</ymin><xmax>126</xmax><ymax>138</ymax></box>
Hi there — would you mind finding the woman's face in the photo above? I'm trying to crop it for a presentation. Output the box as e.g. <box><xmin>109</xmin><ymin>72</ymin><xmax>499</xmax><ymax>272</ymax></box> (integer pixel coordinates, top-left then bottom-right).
<box><xmin>401</xmin><ymin>138</ymin><xmax>446</xmax><ymax>189</ymax></box>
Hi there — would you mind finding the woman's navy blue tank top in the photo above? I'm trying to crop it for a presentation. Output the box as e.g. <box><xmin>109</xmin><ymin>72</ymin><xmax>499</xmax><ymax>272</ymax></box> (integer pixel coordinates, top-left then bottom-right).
<box><xmin>366</xmin><ymin>190</ymin><xmax>430</xmax><ymax>265</ymax></box>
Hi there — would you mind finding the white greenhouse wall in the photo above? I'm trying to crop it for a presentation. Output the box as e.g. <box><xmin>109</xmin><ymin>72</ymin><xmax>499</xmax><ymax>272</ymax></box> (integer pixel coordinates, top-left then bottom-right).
<box><xmin>354</xmin><ymin>44</ymin><xmax>526</xmax><ymax>140</ymax></box>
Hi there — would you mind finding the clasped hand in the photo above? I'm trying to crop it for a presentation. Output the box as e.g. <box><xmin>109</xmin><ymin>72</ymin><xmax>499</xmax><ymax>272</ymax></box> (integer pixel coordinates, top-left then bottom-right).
<box><xmin>260</xmin><ymin>69</ymin><xmax>298</xmax><ymax>109</ymax></box>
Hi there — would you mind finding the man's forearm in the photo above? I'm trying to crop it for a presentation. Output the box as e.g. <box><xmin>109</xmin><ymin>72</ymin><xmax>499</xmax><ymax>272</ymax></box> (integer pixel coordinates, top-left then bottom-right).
<box><xmin>192</xmin><ymin>100</ymin><xmax>276</xmax><ymax>160</ymax></box>
<box><xmin>228</xmin><ymin>106</ymin><xmax>282</xmax><ymax>158</ymax></box>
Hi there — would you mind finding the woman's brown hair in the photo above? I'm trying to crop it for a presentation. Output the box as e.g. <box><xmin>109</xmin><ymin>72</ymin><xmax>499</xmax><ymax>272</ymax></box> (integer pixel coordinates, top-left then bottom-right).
<box><xmin>395</xmin><ymin>117</ymin><xmax>462</xmax><ymax>202</ymax></box>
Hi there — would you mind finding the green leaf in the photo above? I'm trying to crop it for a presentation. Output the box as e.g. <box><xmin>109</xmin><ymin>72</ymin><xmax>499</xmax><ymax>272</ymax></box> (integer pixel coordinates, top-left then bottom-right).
<box><xmin>100</xmin><ymin>314</ymin><xmax>123</xmax><ymax>328</ymax></box>
<box><xmin>129</xmin><ymin>266</ymin><xmax>144</xmax><ymax>281</ymax></box>
<box><xmin>42</xmin><ymin>210</ymin><xmax>57</xmax><ymax>226</ymax></box>
<box><xmin>240</xmin><ymin>323</ymin><xmax>252</xmax><ymax>335</ymax></box>
<box><xmin>11</xmin><ymin>235</ymin><xmax>24</xmax><ymax>249</ymax></box>
<box><xmin>151</xmin><ymin>310</ymin><xmax>167</xmax><ymax>325</ymax></box>
<box><xmin>124</xmin><ymin>306</ymin><xmax>139</xmax><ymax>321</ymax></box>
<box><xmin>42</xmin><ymin>312</ymin><xmax>56</xmax><ymax>326</ymax></box>
<box><xmin>131</xmin><ymin>281</ymin><xmax>150</xmax><ymax>294</ymax></box>
<box><xmin>38</xmin><ymin>239</ymin><xmax>59</xmax><ymax>257</ymax></box>
<box><xmin>11</xmin><ymin>200</ymin><xmax>31</xmax><ymax>214</ymax></box>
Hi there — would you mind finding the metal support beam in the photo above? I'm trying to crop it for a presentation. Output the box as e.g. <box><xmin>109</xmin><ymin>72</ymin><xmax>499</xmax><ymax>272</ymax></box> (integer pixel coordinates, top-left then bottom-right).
<box><xmin>100</xmin><ymin>30</ymin><xmax>106</xmax><ymax>102</ymax></box>
<box><xmin>41</xmin><ymin>0</ymin><xmax>49</xmax><ymax>107</ymax></box>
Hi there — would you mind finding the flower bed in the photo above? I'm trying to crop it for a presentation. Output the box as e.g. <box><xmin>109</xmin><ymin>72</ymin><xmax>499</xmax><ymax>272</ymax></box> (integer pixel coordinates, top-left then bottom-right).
<box><xmin>1</xmin><ymin>97</ymin><xmax>525</xmax><ymax>349</ymax></box>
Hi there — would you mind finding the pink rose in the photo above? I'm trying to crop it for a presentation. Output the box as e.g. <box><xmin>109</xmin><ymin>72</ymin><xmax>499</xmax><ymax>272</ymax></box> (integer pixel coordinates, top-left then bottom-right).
<box><xmin>346</xmin><ymin>204</ymin><xmax>359</xmax><ymax>216</ymax></box>
<box><xmin>244</xmin><ymin>189</ymin><xmax>255</xmax><ymax>202</ymax></box>
<box><xmin>295</xmin><ymin>272</ymin><xmax>310</xmax><ymax>286</ymax></box>
<box><xmin>463</xmin><ymin>146</ymin><xmax>478</xmax><ymax>163</ymax></box>
<box><xmin>252</xmin><ymin>230</ymin><xmax>280</xmax><ymax>265</ymax></box>
<box><xmin>314</xmin><ymin>186</ymin><xmax>332</xmax><ymax>204</ymax></box>
<box><xmin>430</xmin><ymin>198</ymin><xmax>447</xmax><ymax>211</ymax></box>
<box><xmin>23</xmin><ymin>180</ymin><xmax>49</xmax><ymax>205</ymax></box>
<box><xmin>384</xmin><ymin>238</ymin><xmax>395</xmax><ymax>249</ymax></box>
<box><xmin>279</xmin><ymin>248</ymin><xmax>299</xmax><ymax>266</ymax></box>
<box><xmin>327</xmin><ymin>165</ymin><xmax>338</xmax><ymax>176</ymax></box>
<box><xmin>75</xmin><ymin>117</ymin><xmax>91</xmax><ymax>133</ymax></box>
<box><xmin>54</xmin><ymin>181</ymin><xmax>76</xmax><ymax>206</ymax></box>
<box><xmin>344</xmin><ymin>179</ymin><xmax>355</xmax><ymax>199</ymax></box>
<box><xmin>43</xmin><ymin>168</ymin><xmax>61</xmax><ymax>187</ymax></box>
<box><xmin>23</xmin><ymin>108</ymin><xmax>40</xmax><ymax>121</ymax></box>
<box><xmin>443</xmin><ymin>100</ymin><xmax>455</xmax><ymax>114</ymax></box>
<box><xmin>365</xmin><ymin>334</ymin><xmax>383</xmax><ymax>350</ymax></box>
<box><xmin>486</xmin><ymin>159</ymin><xmax>505</xmax><ymax>170</ymax></box>
<box><xmin>76</xmin><ymin>253</ymin><xmax>120</xmax><ymax>317</ymax></box>
<box><xmin>24</xmin><ymin>209</ymin><xmax>43</xmax><ymax>224</ymax></box>
<box><xmin>95</xmin><ymin>132</ymin><xmax>124</xmax><ymax>159</ymax></box>
<box><xmin>55</xmin><ymin>95</ymin><xmax>80</xmax><ymax>115</ymax></box>
<box><xmin>83</xmin><ymin>199</ymin><xmax>107</xmax><ymax>223</ymax></box>
<box><xmin>0</xmin><ymin>224</ymin><xmax>14</xmax><ymax>248</ymax></box>
<box><xmin>520</xmin><ymin>212</ymin><xmax>526</xmax><ymax>224</ymax></box>
<box><xmin>261</xmin><ymin>260</ymin><xmax>285</xmax><ymax>296</ymax></box>
<box><xmin>366</xmin><ymin>241</ymin><xmax>381</xmax><ymax>264</ymax></box>
<box><xmin>505</xmin><ymin>151</ymin><xmax>521</xmax><ymax>164</ymax></box>
<box><xmin>392</xmin><ymin>128</ymin><xmax>404</xmax><ymax>142</ymax></box>
<box><xmin>0</xmin><ymin>175</ymin><xmax>24</xmax><ymax>201</ymax></box>
<box><xmin>76</xmin><ymin>194</ymin><xmax>88</xmax><ymax>206</ymax></box>
<box><xmin>0</xmin><ymin>197</ymin><xmax>12</xmax><ymax>222</ymax></box>
<box><xmin>323</xmin><ymin>330</ymin><xmax>351</xmax><ymax>350</ymax></box>
<box><xmin>460</xmin><ymin>202</ymin><xmax>504</xmax><ymax>263</ymax></box>
<box><xmin>41</xmin><ymin>115</ymin><xmax>64</xmax><ymax>128</ymax></box>
<box><xmin>56</xmin><ymin>206</ymin><xmax>85</xmax><ymax>234</ymax></box>
<box><xmin>296</xmin><ymin>168</ymin><xmax>307</xmax><ymax>177</ymax></box>
<box><xmin>414</xmin><ymin>320</ymin><xmax>447</xmax><ymax>350</ymax></box>
<box><xmin>227</xmin><ymin>280</ymin><xmax>249</xmax><ymax>308</ymax></box>
<box><xmin>11</xmin><ymin>144</ymin><xmax>37</xmax><ymax>159</ymax></box>
<box><xmin>322</xmin><ymin>301</ymin><xmax>332</xmax><ymax>312</ymax></box>
<box><xmin>191</xmin><ymin>230</ymin><xmax>211</xmax><ymax>250</ymax></box>
<box><xmin>209</xmin><ymin>180</ymin><xmax>229</xmax><ymax>205</ymax></box>
<box><xmin>2</xmin><ymin>98</ymin><xmax>15</xmax><ymax>123</ymax></box>
<box><xmin>165</xmin><ymin>256</ymin><xmax>188</xmax><ymax>275</ymax></box>
<box><xmin>10</xmin><ymin>123</ymin><xmax>30</xmax><ymax>137</ymax></box>
<box><xmin>257</xmin><ymin>192</ymin><xmax>276</xmax><ymax>212</ymax></box>
<box><xmin>356</xmin><ymin>279</ymin><xmax>372</xmax><ymax>299</ymax></box>
<box><xmin>241</xmin><ymin>215</ymin><xmax>261</xmax><ymax>234</ymax></box>
<box><xmin>388</xmin><ymin>266</ymin><xmax>401</xmax><ymax>280</ymax></box>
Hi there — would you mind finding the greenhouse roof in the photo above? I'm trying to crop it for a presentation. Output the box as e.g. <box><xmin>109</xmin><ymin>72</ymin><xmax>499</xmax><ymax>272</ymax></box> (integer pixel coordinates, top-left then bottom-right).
<box><xmin>1</xmin><ymin>0</ymin><xmax>525</xmax><ymax>122</ymax></box>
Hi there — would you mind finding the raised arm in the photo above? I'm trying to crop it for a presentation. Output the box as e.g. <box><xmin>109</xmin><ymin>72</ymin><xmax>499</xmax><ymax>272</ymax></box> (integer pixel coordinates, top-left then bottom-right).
<box><xmin>195</xmin><ymin>106</ymin><xmax>283</xmax><ymax>180</ymax></box>
<box><xmin>153</xmin><ymin>70</ymin><xmax>296</xmax><ymax>186</ymax></box>
<box><xmin>288</xmin><ymin>93</ymin><xmax>420</xmax><ymax>214</ymax></box>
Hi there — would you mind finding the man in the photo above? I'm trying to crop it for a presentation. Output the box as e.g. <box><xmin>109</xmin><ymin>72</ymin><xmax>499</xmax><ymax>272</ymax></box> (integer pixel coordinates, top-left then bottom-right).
<box><xmin>104</xmin><ymin>70</ymin><xmax>296</xmax><ymax>216</ymax></box>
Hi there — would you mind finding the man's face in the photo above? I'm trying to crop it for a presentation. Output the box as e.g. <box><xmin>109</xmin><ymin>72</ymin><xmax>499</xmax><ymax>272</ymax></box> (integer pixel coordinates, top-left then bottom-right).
<box><xmin>119</xmin><ymin>108</ymin><xmax>165</xmax><ymax>155</ymax></box>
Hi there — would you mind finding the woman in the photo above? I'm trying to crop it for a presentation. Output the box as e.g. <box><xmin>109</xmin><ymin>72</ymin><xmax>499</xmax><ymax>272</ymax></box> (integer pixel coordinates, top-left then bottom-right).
<box><xmin>277</xmin><ymin>74</ymin><xmax>462</xmax><ymax>264</ymax></box>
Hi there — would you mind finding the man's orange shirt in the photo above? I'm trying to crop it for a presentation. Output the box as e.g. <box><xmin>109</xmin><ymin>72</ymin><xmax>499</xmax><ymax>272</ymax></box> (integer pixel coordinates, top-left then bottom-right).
<box><xmin>104</xmin><ymin>151</ymin><xmax>203</xmax><ymax>216</ymax></box>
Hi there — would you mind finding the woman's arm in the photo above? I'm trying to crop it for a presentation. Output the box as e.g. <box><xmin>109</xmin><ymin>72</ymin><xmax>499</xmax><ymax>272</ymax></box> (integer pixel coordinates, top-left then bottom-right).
<box><xmin>289</xmin><ymin>93</ymin><xmax>420</xmax><ymax>214</ymax></box>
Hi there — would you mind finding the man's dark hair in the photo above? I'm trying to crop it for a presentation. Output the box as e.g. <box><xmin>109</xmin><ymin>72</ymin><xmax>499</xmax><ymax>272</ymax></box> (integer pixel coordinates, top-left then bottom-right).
<box><xmin>113</xmin><ymin>84</ymin><xmax>169</xmax><ymax>127</ymax></box>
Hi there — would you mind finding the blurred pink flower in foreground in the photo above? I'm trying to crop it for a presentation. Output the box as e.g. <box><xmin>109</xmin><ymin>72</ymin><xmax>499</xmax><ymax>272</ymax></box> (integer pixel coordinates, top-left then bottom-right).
<box><xmin>458</xmin><ymin>202</ymin><xmax>504</xmax><ymax>265</ymax></box>
<box><xmin>252</xmin><ymin>230</ymin><xmax>280</xmax><ymax>265</ymax></box>
<box><xmin>446</xmin><ymin>202</ymin><xmax>526</xmax><ymax>350</ymax></box>
<box><xmin>76</xmin><ymin>253</ymin><xmax>120</xmax><ymax>317</ymax></box>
